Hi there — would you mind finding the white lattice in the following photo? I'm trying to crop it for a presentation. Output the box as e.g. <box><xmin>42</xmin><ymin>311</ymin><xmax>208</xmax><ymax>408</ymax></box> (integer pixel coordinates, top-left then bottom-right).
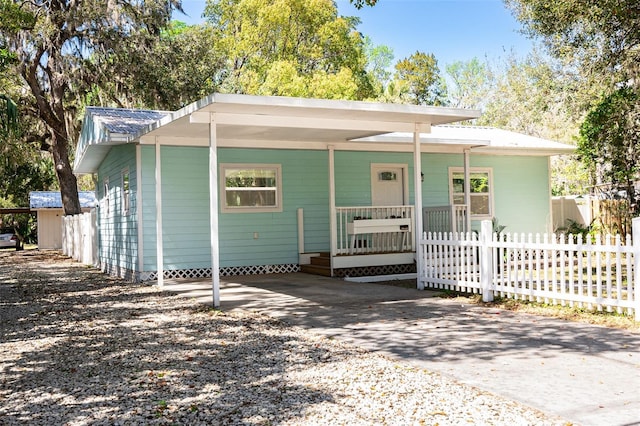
<box><xmin>334</xmin><ymin>263</ymin><xmax>415</xmax><ymax>278</ymax></box>
<box><xmin>137</xmin><ymin>264</ymin><xmax>300</xmax><ymax>282</ymax></box>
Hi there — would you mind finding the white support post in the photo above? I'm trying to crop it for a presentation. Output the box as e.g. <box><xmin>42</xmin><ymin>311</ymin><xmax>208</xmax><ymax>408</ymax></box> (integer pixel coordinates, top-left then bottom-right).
<box><xmin>155</xmin><ymin>138</ymin><xmax>164</xmax><ymax>289</ymax></box>
<box><xmin>463</xmin><ymin>148</ymin><xmax>471</xmax><ymax>233</ymax></box>
<box><xmin>209</xmin><ymin>113</ymin><xmax>221</xmax><ymax>308</ymax></box>
<box><xmin>633</xmin><ymin>217</ymin><xmax>640</xmax><ymax>321</ymax></box>
<box><xmin>297</xmin><ymin>208</ymin><xmax>304</xmax><ymax>254</ymax></box>
<box><xmin>414</xmin><ymin>125</ymin><xmax>424</xmax><ymax>290</ymax></box>
<box><xmin>136</xmin><ymin>144</ymin><xmax>144</xmax><ymax>279</ymax></box>
<box><xmin>480</xmin><ymin>219</ymin><xmax>494</xmax><ymax>302</ymax></box>
<box><xmin>329</xmin><ymin>145</ymin><xmax>336</xmax><ymax>276</ymax></box>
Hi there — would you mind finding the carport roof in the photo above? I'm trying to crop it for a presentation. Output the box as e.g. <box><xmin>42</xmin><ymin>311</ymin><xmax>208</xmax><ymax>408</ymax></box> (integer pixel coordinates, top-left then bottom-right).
<box><xmin>74</xmin><ymin>93</ymin><xmax>481</xmax><ymax>174</ymax></box>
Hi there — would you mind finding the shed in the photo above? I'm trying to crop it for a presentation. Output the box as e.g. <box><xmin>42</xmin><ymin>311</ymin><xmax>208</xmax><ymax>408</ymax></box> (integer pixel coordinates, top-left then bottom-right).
<box><xmin>29</xmin><ymin>191</ymin><xmax>98</xmax><ymax>249</ymax></box>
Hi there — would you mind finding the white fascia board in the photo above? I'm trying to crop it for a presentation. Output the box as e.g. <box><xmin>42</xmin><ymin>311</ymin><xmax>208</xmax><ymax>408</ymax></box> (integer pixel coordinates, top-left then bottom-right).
<box><xmin>207</xmin><ymin>92</ymin><xmax>481</xmax><ymax>122</ymax></box>
<box><xmin>471</xmin><ymin>147</ymin><xmax>575</xmax><ymax>156</ymax></box>
<box><xmin>138</xmin><ymin>136</ymin><xmax>478</xmax><ymax>154</ymax></box>
<box><xmin>193</xmin><ymin>111</ymin><xmax>431</xmax><ymax>133</ymax></box>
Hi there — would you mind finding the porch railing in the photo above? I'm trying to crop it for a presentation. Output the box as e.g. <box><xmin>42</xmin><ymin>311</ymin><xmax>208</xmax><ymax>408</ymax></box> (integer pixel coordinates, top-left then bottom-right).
<box><xmin>335</xmin><ymin>206</ymin><xmax>415</xmax><ymax>255</ymax></box>
<box><xmin>423</xmin><ymin>205</ymin><xmax>468</xmax><ymax>233</ymax></box>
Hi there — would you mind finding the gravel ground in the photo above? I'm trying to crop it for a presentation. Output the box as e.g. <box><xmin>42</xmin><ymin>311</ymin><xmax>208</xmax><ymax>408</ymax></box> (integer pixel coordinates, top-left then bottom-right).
<box><xmin>0</xmin><ymin>250</ymin><xmax>568</xmax><ymax>425</ymax></box>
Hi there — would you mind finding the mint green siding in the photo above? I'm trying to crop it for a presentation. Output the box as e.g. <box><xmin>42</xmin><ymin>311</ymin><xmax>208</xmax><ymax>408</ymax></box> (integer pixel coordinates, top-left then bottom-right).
<box><xmin>140</xmin><ymin>147</ymin><xmax>330</xmax><ymax>271</ymax></box>
<box><xmin>97</xmin><ymin>144</ymin><xmax>138</xmax><ymax>275</ymax></box>
<box><xmin>334</xmin><ymin>152</ymin><xmax>415</xmax><ymax>206</ymax></box>
<box><xmin>218</xmin><ymin>149</ymin><xmax>329</xmax><ymax>266</ymax></box>
<box><xmin>133</xmin><ymin>146</ymin><xmax>550</xmax><ymax>273</ymax></box>
<box><xmin>423</xmin><ymin>154</ymin><xmax>550</xmax><ymax>234</ymax></box>
<box><xmin>140</xmin><ymin>146</ymin><xmax>211</xmax><ymax>271</ymax></box>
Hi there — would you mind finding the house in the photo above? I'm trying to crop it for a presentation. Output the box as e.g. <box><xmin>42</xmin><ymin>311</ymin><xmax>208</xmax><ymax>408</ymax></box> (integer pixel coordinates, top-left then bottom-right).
<box><xmin>73</xmin><ymin>93</ymin><xmax>574</xmax><ymax>305</ymax></box>
<box><xmin>29</xmin><ymin>191</ymin><xmax>98</xmax><ymax>249</ymax></box>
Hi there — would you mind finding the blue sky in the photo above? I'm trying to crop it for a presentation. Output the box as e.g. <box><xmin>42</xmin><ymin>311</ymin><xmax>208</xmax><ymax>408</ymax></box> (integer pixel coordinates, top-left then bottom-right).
<box><xmin>176</xmin><ymin>0</ymin><xmax>534</xmax><ymax>66</ymax></box>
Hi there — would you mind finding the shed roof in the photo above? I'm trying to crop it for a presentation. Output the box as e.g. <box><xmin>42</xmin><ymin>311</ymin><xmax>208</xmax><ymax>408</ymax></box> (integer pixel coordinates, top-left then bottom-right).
<box><xmin>29</xmin><ymin>191</ymin><xmax>98</xmax><ymax>209</ymax></box>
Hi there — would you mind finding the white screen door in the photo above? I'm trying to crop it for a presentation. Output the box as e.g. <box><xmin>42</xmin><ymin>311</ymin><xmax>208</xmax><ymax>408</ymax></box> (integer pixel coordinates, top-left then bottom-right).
<box><xmin>371</xmin><ymin>164</ymin><xmax>407</xmax><ymax>206</ymax></box>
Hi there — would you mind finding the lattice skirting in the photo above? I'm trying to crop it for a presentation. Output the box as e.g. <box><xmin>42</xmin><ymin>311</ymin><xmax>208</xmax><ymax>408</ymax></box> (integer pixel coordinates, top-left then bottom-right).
<box><xmin>137</xmin><ymin>263</ymin><xmax>301</xmax><ymax>282</ymax></box>
<box><xmin>332</xmin><ymin>263</ymin><xmax>416</xmax><ymax>278</ymax></box>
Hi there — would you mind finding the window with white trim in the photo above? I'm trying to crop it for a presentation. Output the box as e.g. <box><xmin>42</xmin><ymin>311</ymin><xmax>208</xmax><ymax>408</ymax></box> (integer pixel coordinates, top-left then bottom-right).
<box><xmin>121</xmin><ymin>168</ymin><xmax>130</xmax><ymax>215</ymax></box>
<box><xmin>220</xmin><ymin>164</ymin><xmax>282</xmax><ymax>213</ymax></box>
<box><xmin>449</xmin><ymin>168</ymin><xmax>493</xmax><ymax>218</ymax></box>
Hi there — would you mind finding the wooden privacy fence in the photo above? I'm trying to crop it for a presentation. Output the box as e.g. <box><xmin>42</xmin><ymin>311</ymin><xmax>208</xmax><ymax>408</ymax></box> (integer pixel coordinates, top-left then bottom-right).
<box><xmin>420</xmin><ymin>218</ymin><xmax>640</xmax><ymax>321</ymax></box>
<box><xmin>62</xmin><ymin>210</ymin><xmax>98</xmax><ymax>266</ymax></box>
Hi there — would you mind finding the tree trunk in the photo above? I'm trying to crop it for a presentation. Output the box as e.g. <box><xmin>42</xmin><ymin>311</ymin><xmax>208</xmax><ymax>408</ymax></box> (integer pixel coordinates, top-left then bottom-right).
<box><xmin>51</xmin><ymin>132</ymin><xmax>81</xmax><ymax>216</ymax></box>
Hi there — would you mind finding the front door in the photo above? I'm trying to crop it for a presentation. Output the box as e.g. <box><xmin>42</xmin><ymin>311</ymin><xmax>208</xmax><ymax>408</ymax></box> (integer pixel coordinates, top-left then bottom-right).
<box><xmin>371</xmin><ymin>164</ymin><xmax>407</xmax><ymax>206</ymax></box>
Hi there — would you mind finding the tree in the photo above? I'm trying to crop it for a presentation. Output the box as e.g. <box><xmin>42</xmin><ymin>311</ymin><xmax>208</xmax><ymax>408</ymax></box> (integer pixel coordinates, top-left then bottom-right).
<box><xmin>0</xmin><ymin>94</ymin><xmax>17</xmax><ymax>136</ymax></box>
<box><xmin>0</xmin><ymin>0</ymin><xmax>183</xmax><ymax>215</ymax></box>
<box><xmin>203</xmin><ymin>0</ymin><xmax>374</xmax><ymax>100</ymax></box>
<box><xmin>444</xmin><ymin>57</ymin><xmax>494</xmax><ymax>110</ymax></box>
<box><xmin>101</xmin><ymin>21</ymin><xmax>224</xmax><ymax>111</ymax></box>
<box><xmin>506</xmin><ymin>0</ymin><xmax>639</xmax><ymax>85</ymax></box>
<box><xmin>578</xmin><ymin>88</ymin><xmax>640</xmax><ymax>214</ymax></box>
<box><xmin>350</xmin><ymin>0</ymin><xmax>378</xmax><ymax>8</ymax></box>
<box><xmin>363</xmin><ymin>36</ymin><xmax>394</xmax><ymax>96</ymax></box>
<box><xmin>477</xmin><ymin>52</ymin><xmax>591</xmax><ymax>195</ymax></box>
<box><xmin>506</xmin><ymin>0</ymin><xmax>638</xmax><ymax>199</ymax></box>
<box><xmin>393</xmin><ymin>51</ymin><xmax>447</xmax><ymax>106</ymax></box>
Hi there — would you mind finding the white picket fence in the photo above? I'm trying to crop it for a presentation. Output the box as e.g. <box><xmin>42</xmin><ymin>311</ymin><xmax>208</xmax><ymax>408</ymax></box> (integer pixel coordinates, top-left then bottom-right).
<box><xmin>420</xmin><ymin>218</ymin><xmax>640</xmax><ymax>321</ymax></box>
<box><xmin>62</xmin><ymin>210</ymin><xmax>98</xmax><ymax>266</ymax></box>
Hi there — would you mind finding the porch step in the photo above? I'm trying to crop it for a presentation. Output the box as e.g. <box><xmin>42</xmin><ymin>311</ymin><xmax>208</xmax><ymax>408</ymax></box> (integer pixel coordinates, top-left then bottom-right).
<box><xmin>300</xmin><ymin>263</ymin><xmax>332</xmax><ymax>277</ymax></box>
<box><xmin>300</xmin><ymin>252</ymin><xmax>332</xmax><ymax>277</ymax></box>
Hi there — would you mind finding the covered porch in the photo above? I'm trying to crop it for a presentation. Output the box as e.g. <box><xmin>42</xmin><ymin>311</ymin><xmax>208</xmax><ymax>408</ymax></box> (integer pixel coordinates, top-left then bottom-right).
<box><xmin>299</xmin><ymin>204</ymin><xmax>469</xmax><ymax>277</ymax></box>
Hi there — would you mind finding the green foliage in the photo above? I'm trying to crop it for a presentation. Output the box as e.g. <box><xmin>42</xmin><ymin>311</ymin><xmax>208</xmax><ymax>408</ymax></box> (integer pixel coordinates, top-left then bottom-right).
<box><xmin>393</xmin><ymin>51</ymin><xmax>447</xmax><ymax>106</ymax></box>
<box><xmin>492</xmin><ymin>217</ymin><xmax>506</xmax><ymax>235</ymax></box>
<box><xmin>563</xmin><ymin>218</ymin><xmax>596</xmax><ymax>241</ymax></box>
<box><xmin>506</xmin><ymin>0</ymin><xmax>639</xmax><ymax>85</ymax></box>
<box><xmin>444</xmin><ymin>57</ymin><xmax>494</xmax><ymax>110</ymax></box>
<box><xmin>350</xmin><ymin>0</ymin><xmax>378</xmax><ymax>8</ymax></box>
<box><xmin>578</xmin><ymin>87</ymin><xmax>640</xmax><ymax>214</ymax></box>
<box><xmin>363</xmin><ymin>36</ymin><xmax>394</xmax><ymax>96</ymax></box>
<box><xmin>107</xmin><ymin>21</ymin><xmax>223</xmax><ymax>110</ymax></box>
<box><xmin>0</xmin><ymin>94</ymin><xmax>18</xmax><ymax>136</ymax></box>
<box><xmin>202</xmin><ymin>0</ymin><xmax>373</xmax><ymax>100</ymax></box>
<box><xmin>0</xmin><ymin>0</ymin><xmax>183</xmax><ymax>214</ymax></box>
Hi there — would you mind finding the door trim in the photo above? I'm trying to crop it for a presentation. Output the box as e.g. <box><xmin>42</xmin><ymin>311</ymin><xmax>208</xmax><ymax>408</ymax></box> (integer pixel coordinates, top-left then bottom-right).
<box><xmin>370</xmin><ymin>163</ymin><xmax>409</xmax><ymax>205</ymax></box>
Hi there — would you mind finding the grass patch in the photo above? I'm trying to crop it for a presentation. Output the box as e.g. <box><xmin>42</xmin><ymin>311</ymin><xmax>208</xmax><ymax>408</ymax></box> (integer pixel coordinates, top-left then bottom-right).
<box><xmin>453</xmin><ymin>293</ymin><xmax>640</xmax><ymax>332</ymax></box>
<box><xmin>376</xmin><ymin>280</ymin><xmax>639</xmax><ymax>332</ymax></box>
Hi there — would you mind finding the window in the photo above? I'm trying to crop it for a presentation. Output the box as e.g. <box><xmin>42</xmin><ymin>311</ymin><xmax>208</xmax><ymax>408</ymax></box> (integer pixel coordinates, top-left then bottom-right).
<box><xmin>102</xmin><ymin>177</ymin><xmax>110</xmax><ymax>216</ymax></box>
<box><xmin>378</xmin><ymin>171</ymin><xmax>397</xmax><ymax>181</ymax></box>
<box><xmin>220</xmin><ymin>164</ymin><xmax>282</xmax><ymax>213</ymax></box>
<box><xmin>121</xmin><ymin>168</ymin><xmax>130</xmax><ymax>215</ymax></box>
<box><xmin>449</xmin><ymin>168</ymin><xmax>493</xmax><ymax>218</ymax></box>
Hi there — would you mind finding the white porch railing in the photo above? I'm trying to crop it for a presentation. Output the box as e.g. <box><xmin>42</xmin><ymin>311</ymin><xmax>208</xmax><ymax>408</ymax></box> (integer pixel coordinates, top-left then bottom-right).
<box><xmin>423</xmin><ymin>205</ymin><xmax>468</xmax><ymax>233</ymax></box>
<box><xmin>335</xmin><ymin>206</ymin><xmax>415</xmax><ymax>255</ymax></box>
<box><xmin>419</xmin><ymin>218</ymin><xmax>640</xmax><ymax>320</ymax></box>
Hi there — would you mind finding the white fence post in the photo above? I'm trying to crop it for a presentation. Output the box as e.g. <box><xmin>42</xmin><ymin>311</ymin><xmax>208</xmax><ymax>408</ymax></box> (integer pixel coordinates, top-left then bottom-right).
<box><xmin>480</xmin><ymin>219</ymin><xmax>494</xmax><ymax>302</ymax></box>
<box><xmin>633</xmin><ymin>218</ymin><xmax>640</xmax><ymax>322</ymax></box>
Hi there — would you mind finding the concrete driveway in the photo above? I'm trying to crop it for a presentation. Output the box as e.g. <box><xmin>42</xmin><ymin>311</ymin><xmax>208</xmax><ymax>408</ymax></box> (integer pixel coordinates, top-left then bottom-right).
<box><xmin>164</xmin><ymin>273</ymin><xmax>640</xmax><ymax>426</ymax></box>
